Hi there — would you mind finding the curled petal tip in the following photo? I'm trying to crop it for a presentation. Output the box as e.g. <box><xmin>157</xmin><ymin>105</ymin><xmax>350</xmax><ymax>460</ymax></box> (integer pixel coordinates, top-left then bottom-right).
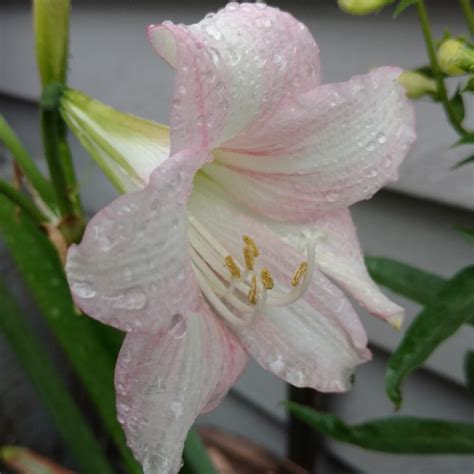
<box><xmin>388</xmin><ymin>312</ymin><xmax>404</xmax><ymax>331</ymax></box>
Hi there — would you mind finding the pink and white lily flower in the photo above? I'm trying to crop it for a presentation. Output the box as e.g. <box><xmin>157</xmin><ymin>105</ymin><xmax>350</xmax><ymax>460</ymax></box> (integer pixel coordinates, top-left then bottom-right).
<box><xmin>64</xmin><ymin>3</ymin><xmax>415</xmax><ymax>473</ymax></box>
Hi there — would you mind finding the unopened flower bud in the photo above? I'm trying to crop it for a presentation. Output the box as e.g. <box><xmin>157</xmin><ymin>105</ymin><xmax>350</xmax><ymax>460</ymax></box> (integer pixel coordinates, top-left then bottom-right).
<box><xmin>438</xmin><ymin>39</ymin><xmax>474</xmax><ymax>76</ymax></box>
<box><xmin>338</xmin><ymin>0</ymin><xmax>392</xmax><ymax>15</ymax></box>
<box><xmin>398</xmin><ymin>71</ymin><xmax>437</xmax><ymax>99</ymax></box>
<box><xmin>34</xmin><ymin>0</ymin><xmax>70</xmax><ymax>86</ymax></box>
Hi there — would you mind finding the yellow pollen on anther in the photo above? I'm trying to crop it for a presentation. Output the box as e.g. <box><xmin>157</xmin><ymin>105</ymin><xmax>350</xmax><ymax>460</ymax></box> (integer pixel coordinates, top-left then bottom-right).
<box><xmin>243</xmin><ymin>235</ymin><xmax>259</xmax><ymax>257</ymax></box>
<box><xmin>248</xmin><ymin>275</ymin><xmax>258</xmax><ymax>305</ymax></box>
<box><xmin>291</xmin><ymin>262</ymin><xmax>308</xmax><ymax>287</ymax></box>
<box><xmin>224</xmin><ymin>255</ymin><xmax>241</xmax><ymax>279</ymax></box>
<box><xmin>243</xmin><ymin>245</ymin><xmax>255</xmax><ymax>270</ymax></box>
<box><xmin>260</xmin><ymin>268</ymin><xmax>274</xmax><ymax>290</ymax></box>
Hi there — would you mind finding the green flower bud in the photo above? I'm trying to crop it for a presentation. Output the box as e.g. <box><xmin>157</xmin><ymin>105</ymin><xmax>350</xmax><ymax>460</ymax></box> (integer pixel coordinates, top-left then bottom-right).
<box><xmin>438</xmin><ymin>39</ymin><xmax>474</xmax><ymax>76</ymax></box>
<box><xmin>338</xmin><ymin>0</ymin><xmax>393</xmax><ymax>15</ymax></box>
<box><xmin>398</xmin><ymin>71</ymin><xmax>437</xmax><ymax>99</ymax></box>
<box><xmin>34</xmin><ymin>0</ymin><xmax>70</xmax><ymax>86</ymax></box>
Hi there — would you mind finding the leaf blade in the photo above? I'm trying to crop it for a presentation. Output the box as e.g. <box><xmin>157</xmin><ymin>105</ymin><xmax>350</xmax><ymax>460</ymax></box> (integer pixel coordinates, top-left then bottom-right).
<box><xmin>385</xmin><ymin>266</ymin><xmax>474</xmax><ymax>408</ymax></box>
<box><xmin>285</xmin><ymin>402</ymin><xmax>474</xmax><ymax>454</ymax></box>
<box><xmin>0</xmin><ymin>280</ymin><xmax>113</xmax><ymax>474</ymax></box>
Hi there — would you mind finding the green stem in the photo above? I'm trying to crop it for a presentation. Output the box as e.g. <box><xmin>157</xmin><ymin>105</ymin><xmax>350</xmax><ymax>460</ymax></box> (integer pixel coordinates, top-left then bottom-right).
<box><xmin>460</xmin><ymin>0</ymin><xmax>474</xmax><ymax>36</ymax></box>
<box><xmin>182</xmin><ymin>428</ymin><xmax>217</xmax><ymax>474</ymax></box>
<box><xmin>0</xmin><ymin>115</ymin><xmax>57</xmax><ymax>211</ymax></box>
<box><xmin>0</xmin><ymin>179</ymin><xmax>47</xmax><ymax>223</ymax></box>
<box><xmin>41</xmin><ymin>107</ymin><xmax>84</xmax><ymax>243</ymax></box>
<box><xmin>416</xmin><ymin>0</ymin><xmax>471</xmax><ymax>137</ymax></box>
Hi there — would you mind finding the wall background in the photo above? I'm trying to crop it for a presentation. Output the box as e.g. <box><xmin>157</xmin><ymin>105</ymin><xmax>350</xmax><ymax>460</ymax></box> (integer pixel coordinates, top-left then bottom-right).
<box><xmin>1</xmin><ymin>1</ymin><xmax>473</xmax><ymax>472</ymax></box>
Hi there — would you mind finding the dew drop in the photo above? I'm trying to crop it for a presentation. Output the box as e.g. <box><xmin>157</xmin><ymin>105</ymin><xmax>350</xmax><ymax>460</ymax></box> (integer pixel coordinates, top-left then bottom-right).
<box><xmin>270</xmin><ymin>358</ymin><xmax>285</xmax><ymax>373</ymax></box>
<box><xmin>109</xmin><ymin>287</ymin><xmax>147</xmax><ymax>310</ymax></box>
<box><xmin>376</xmin><ymin>132</ymin><xmax>387</xmax><ymax>144</ymax></box>
<box><xmin>204</xmin><ymin>24</ymin><xmax>222</xmax><ymax>40</ymax></box>
<box><xmin>367</xmin><ymin>169</ymin><xmax>378</xmax><ymax>178</ymax></box>
<box><xmin>71</xmin><ymin>281</ymin><xmax>96</xmax><ymax>299</ymax></box>
<box><xmin>168</xmin><ymin>313</ymin><xmax>187</xmax><ymax>339</ymax></box>
<box><xmin>118</xmin><ymin>402</ymin><xmax>130</xmax><ymax>412</ymax></box>
<box><xmin>170</xmin><ymin>401</ymin><xmax>183</xmax><ymax>418</ymax></box>
<box><xmin>384</xmin><ymin>157</ymin><xmax>393</xmax><ymax>168</ymax></box>
<box><xmin>226</xmin><ymin>2</ymin><xmax>239</xmax><ymax>11</ymax></box>
<box><xmin>325</xmin><ymin>191</ymin><xmax>339</xmax><ymax>202</ymax></box>
<box><xmin>366</xmin><ymin>141</ymin><xmax>376</xmax><ymax>151</ymax></box>
<box><xmin>177</xmin><ymin>85</ymin><xmax>186</xmax><ymax>95</ymax></box>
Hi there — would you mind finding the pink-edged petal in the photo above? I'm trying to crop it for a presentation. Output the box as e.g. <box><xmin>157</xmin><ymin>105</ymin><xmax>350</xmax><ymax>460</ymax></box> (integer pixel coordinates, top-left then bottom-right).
<box><xmin>148</xmin><ymin>3</ymin><xmax>320</xmax><ymax>153</ymax></box>
<box><xmin>205</xmin><ymin>67</ymin><xmax>416</xmax><ymax>222</ymax></box>
<box><xmin>188</xmin><ymin>178</ymin><xmax>370</xmax><ymax>391</ymax></box>
<box><xmin>115</xmin><ymin>303</ymin><xmax>248</xmax><ymax>474</ymax></box>
<box><xmin>272</xmin><ymin>209</ymin><xmax>404</xmax><ymax>328</ymax></box>
<box><xmin>66</xmin><ymin>149</ymin><xmax>207</xmax><ymax>333</ymax></box>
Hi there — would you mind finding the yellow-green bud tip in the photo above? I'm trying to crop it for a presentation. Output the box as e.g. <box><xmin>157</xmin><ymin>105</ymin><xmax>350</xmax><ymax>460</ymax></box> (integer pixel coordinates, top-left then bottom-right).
<box><xmin>438</xmin><ymin>39</ymin><xmax>474</xmax><ymax>76</ymax></box>
<box><xmin>398</xmin><ymin>71</ymin><xmax>437</xmax><ymax>99</ymax></box>
<box><xmin>338</xmin><ymin>0</ymin><xmax>391</xmax><ymax>15</ymax></box>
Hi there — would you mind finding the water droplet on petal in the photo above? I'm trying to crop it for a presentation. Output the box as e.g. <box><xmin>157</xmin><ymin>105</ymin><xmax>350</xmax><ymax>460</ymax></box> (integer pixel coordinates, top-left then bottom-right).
<box><xmin>325</xmin><ymin>191</ymin><xmax>339</xmax><ymax>202</ymax></box>
<box><xmin>384</xmin><ymin>157</ymin><xmax>393</xmax><ymax>168</ymax></box>
<box><xmin>226</xmin><ymin>2</ymin><xmax>239</xmax><ymax>11</ymax></box>
<box><xmin>71</xmin><ymin>281</ymin><xmax>96</xmax><ymax>299</ymax></box>
<box><xmin>118</xmin><ymin>402</ymin><xmax>130</xmax><ymax>412</ymax></box>
<box><xmin>377</xmin><ymin>132</ymin><xmax>387</xmax><ymax>144</ymax></box>
<box><xmin>109</xmin><ymin>287</ymin><xmax>147</xmax><ymax>310</ymax></box>
<box><xmin>168</xmin><ymin>313</ymin><xmax>187</xmax><ymax>339</ymax></box>
<box><xmin>366</xmin><ymin>141</ymin><xmax>376</xmax><ymax>151</ymax></box>
<box><xmin>178</xmin><ymin>85</ymin><xmax>186</xmax><ymax>95</ymax></box>
<box><xmin>269</xmin><ymin>357</ymin><xmax>285</xmax><ymax>373</ymax></box>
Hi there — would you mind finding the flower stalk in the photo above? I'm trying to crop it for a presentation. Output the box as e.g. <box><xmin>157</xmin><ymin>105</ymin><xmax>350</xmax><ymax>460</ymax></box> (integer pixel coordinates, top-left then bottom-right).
<box><xmin>460</xmin><ymin>0</ymin><xmax>474</xmax><ymax>36</ymax></box>
<box><xmin>415</xmin><ymin>0</ymin><xmax>471</xmax><ymax>137</ymax></box>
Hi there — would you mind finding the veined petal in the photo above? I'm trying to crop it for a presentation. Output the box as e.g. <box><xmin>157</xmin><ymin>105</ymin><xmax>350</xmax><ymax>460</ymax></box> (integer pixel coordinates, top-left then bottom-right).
<box><xmin>148</xmin><ymin>3</ymin><xmax>320</xmax><ymax>153</ymax></box>
<box><xmin>188</xmin><ymin>176</ymin><xmax>370</xmax><ymax>391</ymax></box>
<box><xmin>272</xmin><ymin>209</ymin><xmax>405</xmax><ymax>328</ymax></box>
<box><xmin>115</xmin><ymin>305</ymin><xmax>247</xmax><ymax>474</ymax></box>
<box><xmin>66</xmin><ymin>149</ymin><xmax>206</xmax><ymax>333</ymax></box>
<box><xmin>207</xmin><ymin>67</ymin><xmax>415</xmax><ymax>221</ymax></box>
<box><xmin>61</xmin><ymin>89</ymin><xmax>170</xmax><ymax>193</ymax></box>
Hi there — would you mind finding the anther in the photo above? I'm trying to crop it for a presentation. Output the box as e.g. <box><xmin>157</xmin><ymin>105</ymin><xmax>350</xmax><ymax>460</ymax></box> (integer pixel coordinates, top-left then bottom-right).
<box><xmin>243</xmin><ymin>235</ymin><xmax>259</xmax><ymax>257</ymax></box>
<box><xmin>260</xmin><ymin>268</ymin><xmax>274</xmax><ymax>290</ymax></box>
<box><xmin>248</xmin><ymin>275</ymin><xmax>258</xmax><ymax>305</ymax></box>
<box><xmin>243</xmin><ymin>245</ymin><xmax>255</xmax><ymax>270</ymax></box>
<box><xmin>291</xmin><ymin>262</ymin><xmax>308</xmax><ymax>287</ymax></box>
<box><xmin>225</xmin><ymin>255</ymin><xmax>241</xmax><ymax>278</ymax></box>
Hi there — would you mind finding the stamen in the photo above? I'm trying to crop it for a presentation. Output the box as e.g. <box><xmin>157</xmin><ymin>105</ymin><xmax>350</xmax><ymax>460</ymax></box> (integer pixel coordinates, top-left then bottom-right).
<box><xmin>243</xmin><ymin>245</ymin><xmax>255</xmax><ymax>271</ymax></box>
<box><xmin>225</xmin><ymin>255</ymin><xmax>241</xmax><ymax>278</ymax></box>
<box><xmin>260</xmin><ymin>268</ymin><xmax>274</xmax><ymax>290</ymax></box>
<box><xmin>291</xmin><ymin>262</ymin><xmax>308</xmax><ymax>287</ymax></box>
<box><xmin>243</xmin><ymin>235</ymin><xmax>259</xmax><ymax>257</ymax></box>
<box><xmin>248</xmin><ymin>275</ymin><xmax>257</xmax><ymax>305</ymax></box>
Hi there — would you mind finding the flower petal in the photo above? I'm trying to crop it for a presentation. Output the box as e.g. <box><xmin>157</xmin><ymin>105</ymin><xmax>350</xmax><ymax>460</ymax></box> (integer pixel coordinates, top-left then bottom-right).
<box><xmin>115</xmin><ymin>304</ymin><xmax>247</xmax><ymax>474</ymax></box>
<box><xmin>61</xmin><ymin>89</ymin><xmax>170</xmax><ymax>193</ymax></box>
<box><xmin>188</xmin><ymin>177</ymin><xmax>370</xmax><ymax>391</ymax></box>
<box><xmin>148</xmin><ymin>3</ymin><xmax>320</xmax><ymax>153</ymax></box>
<box><xmin>66</xmin><ymin>149</ymin><xmax>206</xmax><ymax>333</ymax></box>
<box><xmin>271</xmin><ymin>209</ymin><xmax>405</xmax><ymax>328</ymax></box>
<box><xmin>205</xmin><ymin>67</ymin><xmax>416</xmax><ymax>222</ymax></box>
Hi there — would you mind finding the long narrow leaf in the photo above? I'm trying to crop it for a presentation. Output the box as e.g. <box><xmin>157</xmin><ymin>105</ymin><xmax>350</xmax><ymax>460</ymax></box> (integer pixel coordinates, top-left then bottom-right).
<box><xmin>0</xmin><ymin>179</ymin><xmax>47</xmax><ymax>223</ymax></box>
<box><xmin>365</xmin><ymin>256</ymin><xmax>446</xmax><ymax>306</ymax></box>
<box><xmin>464</xmin><ymin>350</ymin><xmax>474</xmax><ymax>397</ymax></box>
<box><xmin>0</xmin><ymin>195</ymin><xmax>141</xmax><ymax>474</ymax></box>
<box><xmin>385</xmin><ymin>266</ymin><xmax>474</xmax><ymax>408</ymax></box>
<box><xmin>0</xmin><ymin>281</ymin><xmax>113</xmax><ymax>473</ymax></box>
<box><xmin>0</xmin><ymin>115</ymin><xmax>57</xmax><ymax>211</ymax></box>
<box><xmin>285</xmin><ymin>402</ymin><xmax>474</xmax><ymax>454</ymax></box>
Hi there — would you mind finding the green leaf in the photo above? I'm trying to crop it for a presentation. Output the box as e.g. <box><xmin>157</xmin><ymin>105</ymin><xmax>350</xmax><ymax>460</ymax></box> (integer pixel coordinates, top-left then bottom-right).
<box><xmin>393</xmin><ymin>0</ymin><xmax>420</xmax><ymax>17</ymax></box>
<box><xmin>450</xmin><ymin>90</ymin><xmax>465</xmax><ymax>123</ymax></box>
<box><xmin>0</xmin><ymin>280</ymin><xmax>113</xmax><ymax>473</ymax></box>
<box><xmin>285</xmin><ymin>402</ymin><xmax>474</xmax><ymax>454</ymax></box>
<box><xmin>455</xmin><ymin>133</ymin><xmax>474</xmax><ymax>146</ymax></box>
<box><xmin>452</xmin><ymin>154</ymin><xmax>474</xmax><ymax>169</ymax></box>
<box><xmin>181</xmin><ymin>428</ymin><xmax>217</xmax><ymax>474</ymax></box>
<box><xmin>0</xmin><ymin>115</ymin><xmax>57</xmax><ymax>211</ymax></box>
<box><xmin>365</xmin><ymin>256</ymin><xmax>445</xmax><ymax>306</ymax></box>
<box><xmin>1</xmin><ymin>446</ymin><xmax>74</xmax><ymax>474</ymax></box>
<box><xmin>0</xmin><ymin>195</ymin><xmax>142</xmax><ymax>474</ymax></box>
<box><xmin>0</xmin><ymin>179</ymin><xmax>47</xmax><ymax>223</ymax></box>
<box><xmin>464</xmin><ymin>351</ymin><xmax>474</xmax><ymax>396</ymax></box>
<box><xmin>385</xmin><ymin>266</ymin><xmax>474</xmax><ymax>408</ymax></box>
<box><xmin>454</xmin><ymin>225</ymin><xmax>474</xmax><ymax>245</ymax></box>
